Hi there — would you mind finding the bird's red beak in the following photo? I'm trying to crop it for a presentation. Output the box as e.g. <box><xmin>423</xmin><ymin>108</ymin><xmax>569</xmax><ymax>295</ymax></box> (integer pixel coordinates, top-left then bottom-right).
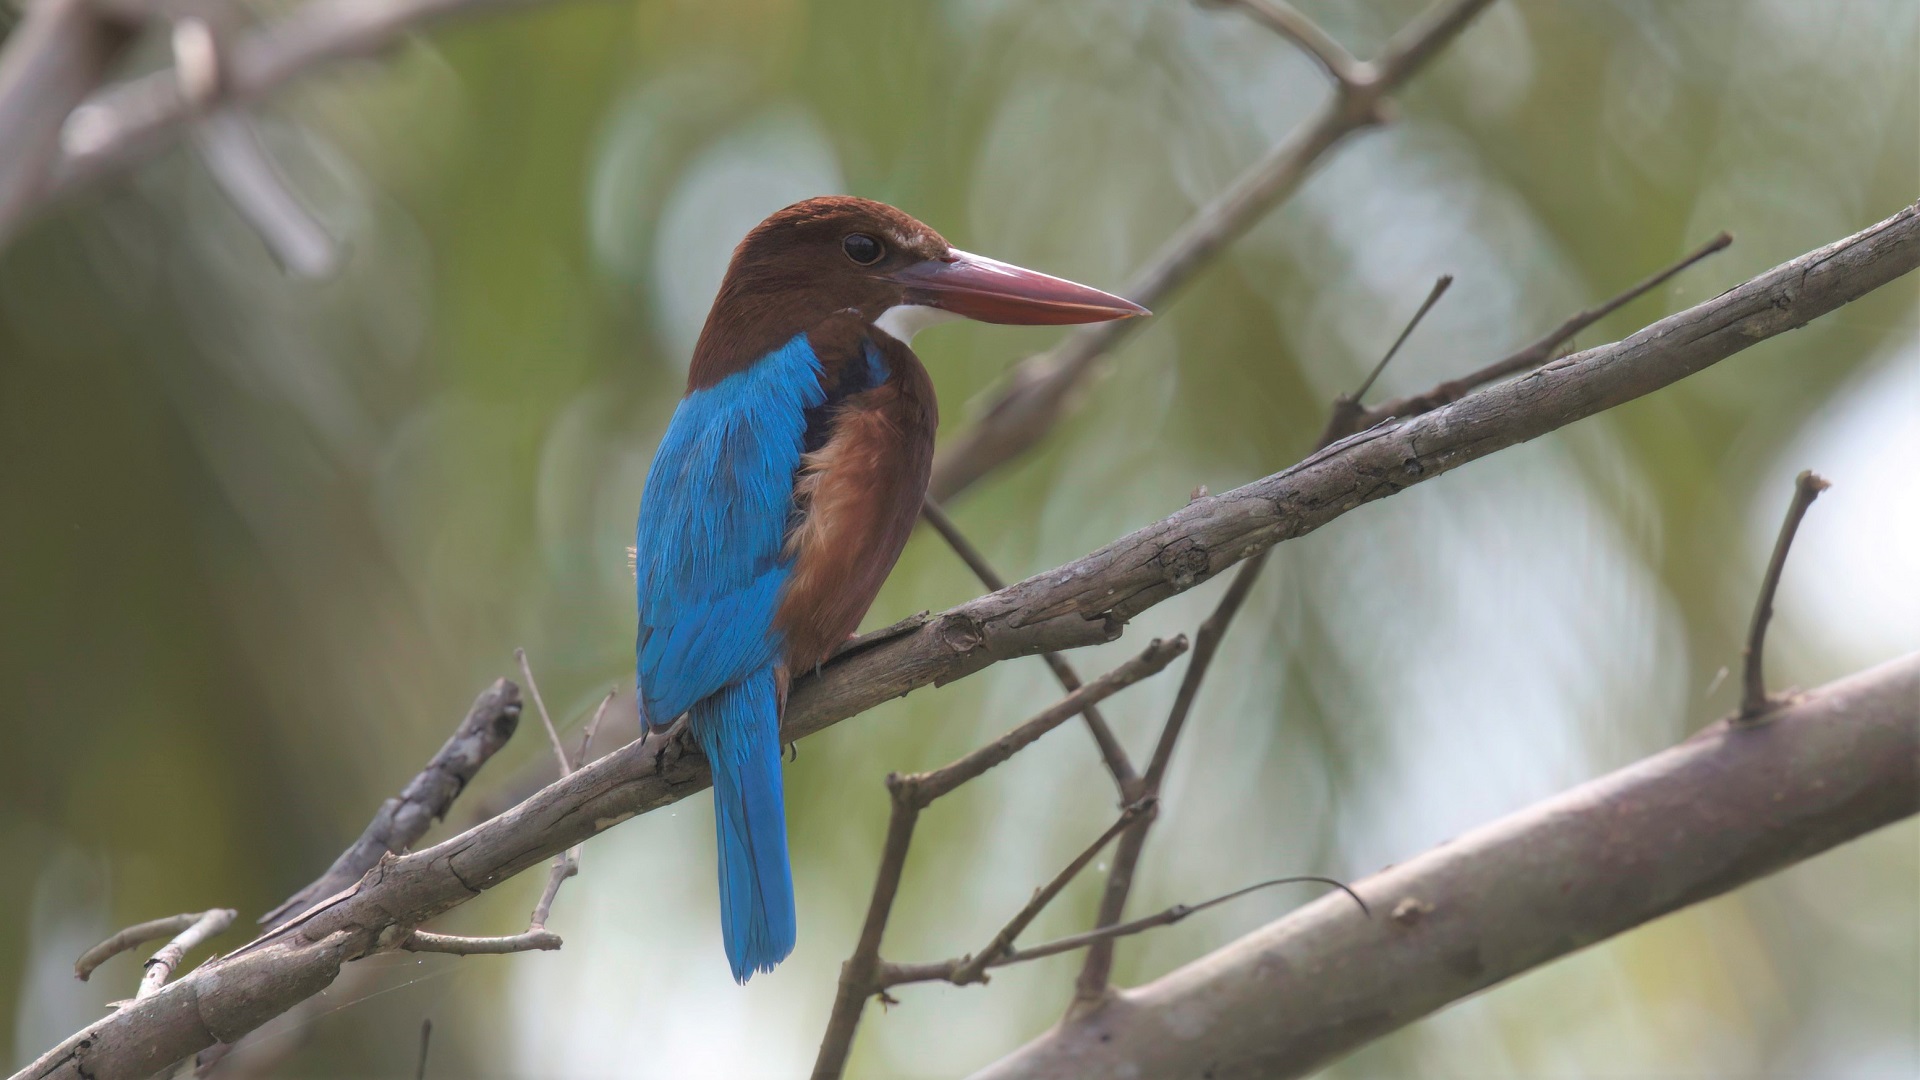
<box><xmin>886</xmin><ymin>250</ymin><xmax>1149</xmax><ymax>325</ymax></box>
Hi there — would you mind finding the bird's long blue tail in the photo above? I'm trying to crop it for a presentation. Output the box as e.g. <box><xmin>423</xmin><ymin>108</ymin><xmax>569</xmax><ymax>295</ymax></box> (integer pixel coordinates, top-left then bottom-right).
<box><xmin>689</xmin><ymin>666</ymin><xmax>796</xmax><ymax>983</ymax></box>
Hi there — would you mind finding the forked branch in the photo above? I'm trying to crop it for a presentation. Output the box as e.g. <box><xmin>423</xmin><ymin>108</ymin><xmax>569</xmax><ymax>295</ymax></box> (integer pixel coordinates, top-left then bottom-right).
<box><xmin>811</xmin><ymin>637</ymin><xmax>1189</xmax><ymax>1080</ymax></box>
<box><xmin>922</xmin><ymin>498</ymin><xmax>1140</xmax><ymax>798</ymax></box>
<box><xmin>135</xmin><ymin>909</ymin><xmax>238</xmax><ymax>1001</ymax></box>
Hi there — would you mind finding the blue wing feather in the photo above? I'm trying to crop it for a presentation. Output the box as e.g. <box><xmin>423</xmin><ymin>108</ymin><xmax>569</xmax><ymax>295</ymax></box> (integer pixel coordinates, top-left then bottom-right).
<box><xmin>634</xmin><ymin>333</ymin><xmax>826</xmax><ymax>725</ymax></box>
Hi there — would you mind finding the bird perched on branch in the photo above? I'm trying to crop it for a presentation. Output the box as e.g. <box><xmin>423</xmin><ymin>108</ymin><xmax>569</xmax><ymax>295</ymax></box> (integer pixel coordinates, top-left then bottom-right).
<box><xmin>633</xmin><ymin>196</ymin><xmax>1145</xmax><ymax>982</ymax></box>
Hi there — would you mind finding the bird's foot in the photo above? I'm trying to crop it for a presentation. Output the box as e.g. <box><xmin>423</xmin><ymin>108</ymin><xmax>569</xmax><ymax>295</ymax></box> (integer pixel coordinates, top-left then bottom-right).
<box><xmin>650</xmin><ymin>717</ymin><xmax>697</xmax><ymax>775</ymax></box>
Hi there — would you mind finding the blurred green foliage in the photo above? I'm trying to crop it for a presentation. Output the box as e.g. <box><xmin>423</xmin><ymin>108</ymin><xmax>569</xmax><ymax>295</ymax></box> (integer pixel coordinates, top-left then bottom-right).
<box><xmin>1</xmin><ymin>0</ymin><xmax>1914</xmax><ymax>1076</ymax></box>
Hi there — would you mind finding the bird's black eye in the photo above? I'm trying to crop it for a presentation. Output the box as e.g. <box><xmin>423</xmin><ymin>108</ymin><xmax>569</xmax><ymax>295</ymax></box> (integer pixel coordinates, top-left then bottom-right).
<box><xmin>843</xmin><ymin>233</ymin><xmax>884</xmax><ymax>265</ymax></box>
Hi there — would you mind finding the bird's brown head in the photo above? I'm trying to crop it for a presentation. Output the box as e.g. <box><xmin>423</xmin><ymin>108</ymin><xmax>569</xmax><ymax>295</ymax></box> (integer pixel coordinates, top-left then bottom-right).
<box><xmin>688</xmin><ymin>196</ymin><xmax>1146</xmax><ymax>387</ymax></box>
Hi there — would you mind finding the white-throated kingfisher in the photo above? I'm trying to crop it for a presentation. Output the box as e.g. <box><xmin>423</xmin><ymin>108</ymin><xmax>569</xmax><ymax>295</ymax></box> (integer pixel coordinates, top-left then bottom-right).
<box><xmin>633</xmin><ymin>197</ymin><xmax>1145</xmax><ymax>982</ymax></box>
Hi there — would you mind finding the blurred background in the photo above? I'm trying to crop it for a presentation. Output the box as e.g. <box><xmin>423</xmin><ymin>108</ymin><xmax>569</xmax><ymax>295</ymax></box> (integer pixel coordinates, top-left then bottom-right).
<box><xmin>2</xmin><ymin>0</ymin><xmax>1915</xmax><ymax>1076</ymax></box>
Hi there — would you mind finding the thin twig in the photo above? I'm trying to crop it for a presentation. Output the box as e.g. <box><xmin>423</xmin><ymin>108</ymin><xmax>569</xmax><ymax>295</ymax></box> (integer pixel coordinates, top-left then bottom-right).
<box><xmin>922</xmin><ymin>497</ymin><xmax>1139</xmax><ymax>798</ymax></box>
<box><xmin>39</xmin><ymin>0</ymin><xmax>576</xmax><ymax>213</ymax></box>
<box><xmin>516</xmin><ymin>688</ymin><xmax>614</xmax><ymax>933</ymax></box>
<box><xmin>506</xmin><ymin>654</ymin><xmax>596</xmax><ymax>935</ymax></box>
<box><xmin>1354</xmin><ymin>274</ymin><xmax>1454</xmax><ymax>403</ymax></box>
<box><xmin>812</xmin><ymin>638</ymin><xmax>1190</xmax><ymax>1080</ymax></box>
<box><xmin>169</xmin><ymin>17</ymin><xmax>220</xmax><ymax>109</ymax></box>
<box><xmin>946</xmin><ymin>800</ymin><xmax>1153</xmax><ymax>986</ymax></box>
<box><xmin>510</xmin><ymin>669</ymin><xmax>612</xmax><ymax>936</ymax></box>
<box><xmin>1357</xmin><ymin>232</ymin><xmax>1734</xmax><ymax>432</ymax></box>
<box><xmin>911</xmin><ymin>637</ymin><xmax>1188</xmax><ymax>806</ymax></box>
<box><xmin>1739</xmin><ymin>470</ymin><xmax>1830</xmax><ymax>720</ymax></box>
<box><xmin>135</xmin><ymin>909</ymin><xmax>237</xmax><ymax>1000</ymax></box>
<box><xmin>415</xmin><ymin>1019</ymin><xmax>432</xmax><ymax>1080</ymax></box>
<box><xmin>528</xmin><ymin>849</ymin><xmax>578</xmax><ymax>932</ymax></box>
<box><xmin>1075</xmin><ymin>555</ymin><xmax>1267</xmax><ymax>1001</ymax></box>
<box><xmin>577</xmin><ymin>687</ymin><xmax>617</xmax><ymax>763</ymax></box>
<box><xmin>515</xmin><ymin>647</ymin><xmax>571</xmax><ymax>776</ymax></box>
<box><xmin>1200</xmin><ymin>0</ymin><xmax>1360</xmax><ymax>85</ymax></box>
<box><xmin>1316</xmin><ymin>273</ymin><xmax>1453</xmax><ymax>445</ymax></box>
<box><xmin>882</xmin><ymin>876</ymin><xmax>1367</xmax><ymax>987</ymax></box>
<box><xmin>400</xmin><ymin>928</ymin><xmax>562</xmax><ymax>955</ymax></box>
<box><xmin>75</xmin><ymin>914</ymin><xmax>203</xmax><ymax>982</ymax></box>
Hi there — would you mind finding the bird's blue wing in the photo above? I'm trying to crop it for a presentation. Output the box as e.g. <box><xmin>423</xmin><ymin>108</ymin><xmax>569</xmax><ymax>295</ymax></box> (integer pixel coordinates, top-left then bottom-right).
<box><xmin>634</xmin><ymin>333</ymin><xmax>827</xmax><ymax>726</ymax></box>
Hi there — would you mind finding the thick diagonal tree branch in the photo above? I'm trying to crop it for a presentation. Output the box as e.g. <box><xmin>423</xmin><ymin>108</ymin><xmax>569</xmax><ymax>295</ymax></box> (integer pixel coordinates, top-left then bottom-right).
<box><xmin>12</xmin><ymin>203</ymin><xmax>1916</xmax><ymax>1080</ymax></box>
<box><xmin>974</xmin><ymin>653</ymin><xmax>1920</xmax><ymax>1080</ymax></box>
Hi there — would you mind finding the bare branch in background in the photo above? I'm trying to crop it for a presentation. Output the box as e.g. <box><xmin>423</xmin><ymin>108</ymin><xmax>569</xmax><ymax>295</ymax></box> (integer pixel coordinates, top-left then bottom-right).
<box><xmin>0</xmin><ymin>0</ymin><xmax>131</xmax><ymax>247</ymax></box>
<box><xmin>192</xmin><ymin>109</ymin><xmax>341</xmax><ymax>278</ymax></box>
<box><xmin>812</xmin><ymin>638</ymin><xmax>1190</xmax><ymax>1080</ymax></box>
<box><xmin>927</xmin><ymin>0</ymin><xmax>1501</xmax><ymax>503</ymax></box>
<box><xmin>1739</xmin><ymin>469</ymin><xmax>1830</xmax><ymax>720</ymax></box>
<box><xmin>886</xmin><ymin>875</ymin><xmax>1367</xmax><ymax>987</ymax></box>
<box><xmin>41</xmin><ymin>0</ymin><xmax>570</xmax><ymax>212</ymax></box>
<box><xmin>169</xmin><ymin>17</ymin><xmax>220</xmax><ymax>107</ymax></box>
<box><xmin>10</xmin><ymin>201</ymin><xmax>1916</xmax><ymax>1080</ymax></box>
<box><xmin>135</xmin><ymin>909</ymin><xmax>237</xmax><ymax>1001</ymax></box>
<box><xmin>1200</xmin><ymin>0</ymin><xmax>1359</xmax><ymax>85</ymax></box>
<box><xmin>921</xmin><ymin>497</ymin><xmax>1140</xmax><ymax>799</ymax></box>
<box><xmin>976</xmin><ymin>655</ymin><xmax>1920</xmax><ymax>1080</ymax></box>
<box><xmin>260</xmin><ymin>679</ymin><xmax>521</xmax><ymax>928</ymax></box>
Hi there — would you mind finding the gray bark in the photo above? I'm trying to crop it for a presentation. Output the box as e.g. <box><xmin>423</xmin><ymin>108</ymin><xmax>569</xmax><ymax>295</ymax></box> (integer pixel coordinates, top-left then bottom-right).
<box><xmin>974</xmin><ymin>654</ymin><xmax>1920</xmax><ymax>1080</ymax></box>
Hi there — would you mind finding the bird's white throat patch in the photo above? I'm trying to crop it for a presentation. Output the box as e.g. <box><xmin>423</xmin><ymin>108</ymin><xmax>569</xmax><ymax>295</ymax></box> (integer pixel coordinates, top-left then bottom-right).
<box><xmin>873</xmin><ymin>304</ymin><xmax>959</xmax><ymax>345</ymax></box>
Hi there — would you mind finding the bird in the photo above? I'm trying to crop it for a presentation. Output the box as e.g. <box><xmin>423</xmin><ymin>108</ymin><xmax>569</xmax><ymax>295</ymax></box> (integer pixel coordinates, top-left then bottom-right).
<box><xmin>633</xmin><ymin>196</ymin><xmax>1146</xmax><ymax>982</ymax></box>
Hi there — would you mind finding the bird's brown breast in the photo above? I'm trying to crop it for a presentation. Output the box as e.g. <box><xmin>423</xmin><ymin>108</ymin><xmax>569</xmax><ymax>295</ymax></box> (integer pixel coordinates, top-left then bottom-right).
<box><xmin>774</xmin><ymin>338</ymin><xmax>937</xmax><ymax>674</ymax></box>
